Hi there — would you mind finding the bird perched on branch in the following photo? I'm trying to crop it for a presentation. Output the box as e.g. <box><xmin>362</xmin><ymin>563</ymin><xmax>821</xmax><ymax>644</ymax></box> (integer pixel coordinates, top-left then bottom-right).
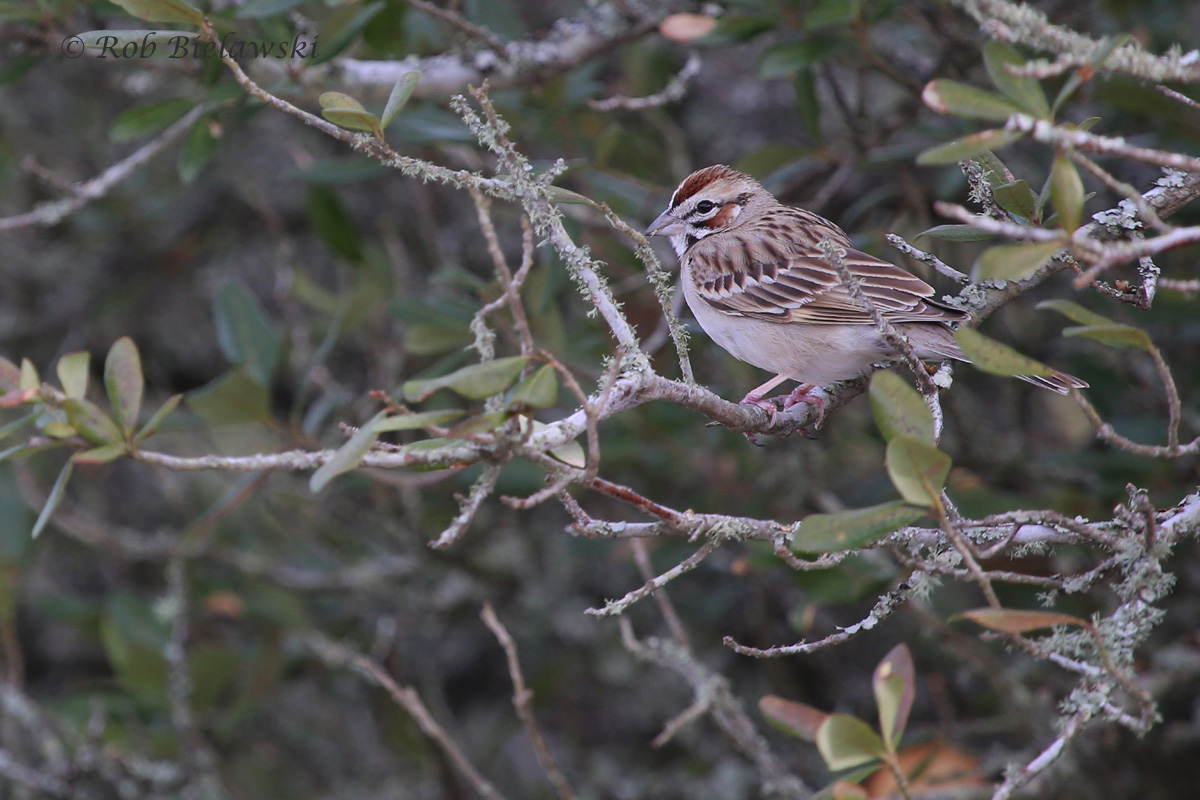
<box><xmin>646</xmin><ymin>165</ymin><xmax>1085</xmax><ymax>425</ymax></box>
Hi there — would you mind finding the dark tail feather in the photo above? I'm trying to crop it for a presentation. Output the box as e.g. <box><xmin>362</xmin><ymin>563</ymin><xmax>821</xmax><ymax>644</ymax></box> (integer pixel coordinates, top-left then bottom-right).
<box><xmin>902</xmin><ymin>325</ymin><xmax>1088</xmax><ymax>395</ymax></box>
<box><xmin>1016</xmin><ymin>371</ymin><xmax>1088</xmax><ymax>395</ymax></box>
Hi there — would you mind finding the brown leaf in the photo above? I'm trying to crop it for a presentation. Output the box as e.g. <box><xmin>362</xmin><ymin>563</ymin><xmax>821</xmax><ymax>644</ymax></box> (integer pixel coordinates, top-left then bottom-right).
<box><xmin>956</xmin><ymin>607</ymin><xmax>1091</xmax><ymax>634</ymax></box>
<box><xmin>659</xmin><ymin>13</ymin><xmax>717</xmax><ymax>42</ymax></box>
<box><xmin>864</xmin><ymin>740</ymin><xmax>984</xmax><ymax>797</ymax></box>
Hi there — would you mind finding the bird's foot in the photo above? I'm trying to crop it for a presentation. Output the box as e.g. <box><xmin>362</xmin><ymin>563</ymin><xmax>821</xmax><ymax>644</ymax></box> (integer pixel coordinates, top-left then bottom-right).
<box><xmin>738</xmin><ymin>392</ymin><xmax>780</xmax><ymax>444</ymax></box>
<box><xmin>782</xmin><ymin>385</ymin><xmax>827</xmax><ymax>426</ymax></box>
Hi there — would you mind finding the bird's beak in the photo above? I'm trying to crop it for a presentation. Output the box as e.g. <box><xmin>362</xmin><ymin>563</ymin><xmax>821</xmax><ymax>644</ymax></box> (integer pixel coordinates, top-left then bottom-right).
<box><xmin>645</xmin><ymin>209</ymin><xmax>687</xmax><ymax>237</ymax></box>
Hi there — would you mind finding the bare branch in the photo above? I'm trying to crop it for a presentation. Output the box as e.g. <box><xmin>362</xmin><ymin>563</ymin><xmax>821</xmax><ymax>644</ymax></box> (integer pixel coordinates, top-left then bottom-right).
<box><xmin>886</xmin><ymin>233</ymin><xmax>971</xmax><ymax>284</ymax></box>
<box><xmin>402</xmin><ymin>0</ymin><xmax>508</xmax><ymax>56</ymax></box>
<box><xmin>0</xmin><ymin>105</ymin><xmax>204</xmax><ymax>231</ymax></box>
<box><xmin>301</xmin><ymin>633</ymin><xmax>510</xmax><ymax>800</ymax></box>
<box><xmin>480</xmin><ymin>603</ymin><xmax>578</xmax><ymax>800</ymax></box>
<box><xmin>619</xmin><ymin>620</ymin><xmax>809</xmax><ymax>799</ymax></box>
<box><xmin>953</xmin><ymin>0</ymin><xmax>1200</xmax><ymax>83</ymax></box>
<box><xmin>589</xmin><ymin>52</ymin><xmax>701</xmax><ymax>111</ymax></box>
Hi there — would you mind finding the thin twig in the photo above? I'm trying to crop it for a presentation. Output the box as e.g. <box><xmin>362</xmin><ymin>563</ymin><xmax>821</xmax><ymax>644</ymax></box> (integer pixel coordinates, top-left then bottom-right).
<box><xmin>886</xmin><ymin>233</ymin><xmax>971</xmax><ymax>283</ymax></box>
<box><xmin>302</xmin><ymin>633</ymin><xmax>510</xmax><ymax>800</ymax></box>
<box><xmin>430</xmin><ymin>462</ymin><xmax>504</xmax><ymax>549</ymax></box>
<box><xmin>1156</xmin><ymin>85</ymin><xmax>1200</xmax><ymax>111</ymax></box>
<box><xmin>586</xmin><ymin>540</ymin><xmax>718</xmax><ymax>617</ymax></box>
<box><xmin>820</xmin><ymin>239</ymin><xmax>939</xmax><ymax>398</ymax></box>
<box><xmin>629</xmin><ymin>539</ymin><xmax>692</xmax><ymax>650</ymax></box>
<box><xmin>0</xmin><ymin>105</ymin><xmax>205</xmax><ymax>231</ymax></box>
<box><xmin>480</xmin><ymin>604</ymin><xmax>578</xmax><ymax>800</ymax></box>
<box><xmin>619</xmin><ymin>620</ymin><xmax>809</xmax><ymax>799</ymax></box>
<box><xmin>589</xmin><ymin>53</ymin><xmax>701</xmax><ymax>111</ymax></box>
<box><xmin>402</xmin><ymin>0</ymin><xmax>508</xmax><ymax>56</ymax></box>
<box><xmin>1071</xmin><ymin>388</ymin><xmax>1198</xmax><ymax>458</ymax></box>
<box><xmin>165</xmin><ymin>558</ymin><xmax>229</xmax><ymax>799</ymax></box>
<box><xmin>724</xmin><ymin>580</ymin><xmax>916</xmax><ymax>657</ymax></box>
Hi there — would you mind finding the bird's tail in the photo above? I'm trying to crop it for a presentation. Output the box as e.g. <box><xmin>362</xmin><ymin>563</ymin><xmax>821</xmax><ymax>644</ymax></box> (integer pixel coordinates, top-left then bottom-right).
<box><xmin>905</xmin><ymin>325</ymin><xmax>1088</xmax><ymax>395</ymax></box>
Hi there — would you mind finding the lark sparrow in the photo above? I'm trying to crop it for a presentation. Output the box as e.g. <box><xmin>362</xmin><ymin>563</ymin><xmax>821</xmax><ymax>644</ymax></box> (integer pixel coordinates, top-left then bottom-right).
<box><xmin>646</xmin><ymin>165</ymin><xmax>1086</xmax><ymax>422</ymax></box>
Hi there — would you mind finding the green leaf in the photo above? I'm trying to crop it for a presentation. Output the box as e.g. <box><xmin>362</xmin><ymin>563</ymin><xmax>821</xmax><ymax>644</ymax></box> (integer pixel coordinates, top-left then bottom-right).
<box><xmin>178</xmin><ymin>116</ymin><xmax>219</xmax><ymax>183</ymax></box>
<box><xmin>1</xmin><ymin>439</ymin><xmax>65</xmax><ymax>463</ymax></box>
<box><xmin>921</xmin><ymin>80</ymin><xmax>1022</xmax><ymax>121</ymax></box>
<box><xmin>759</xmin><ymin>37</ymin><xmax>847</xmax><ymax>79</ymax></box>
<box><xmin>62</xmin><ymin>398</ymin><xmax>124</xmax><ymax>445</ymax></box>
<box><xmin>311</xmin><ymin>0</ymin><xmax>386</xmax><ymax>65</ymax></box>
<box><xmin>239</xmin><ymin>0</ymin><xmax>307</xmax><ymax>16</ymax></box>
<box><xmin>42</xmin><ymin>421</ymin><xmax>77</xmax><ymax>439</ymax></box>
<box><xmin>885</xmin><ymin>435</ymin><xmax>951</xmax><ymax>508</ymax></box>
<box><xmin>134</xmin><ymin>394</ymin><xmax>183</xmax><ymax>443</ymax></box>
<box><xmin>0</xmin><ymin>409</ymin><xmax>42</xmax><ymax>442</ymax></box>
<box><xmin>983</xmin><ymin>41</ymin><xmax>1050</xmax><ymax>118</ymax></box>
<box><xmin>72</xmin><ymin>443</ymin><xmax>128</xmax><ymax>464</ymax></box>
<box><xmin>373</xmin><ymin>409</ymin><xmax>466</xmax><ymax>432</ymax></box>
<box><xmin>213</xmin><ymin>281</ymin><xmax>281</xmax><ymax>386</ymax></box>
<box><xmin>306</xmin><ymin>186</ymin><xmax>364</xmax><ymax>264</ymax></box>
<box><xmin>403</xmin><ymin>323</ymin><xmax>472</xmax><ymax>356</ymax></box>
<box><xmin>793</xmin><ymin>501</ymin><xmax>925</xmax><ymax>554</ymax></box>
<box><xmin>873</xmin><ymin>643</ymin><xmax>915</xmax><ymax>751</ymax></box>
<box><xmin>31</xmin><ymin>459</ymin><xmax>73</xmax><ymax>539</ymax></box>
<box><xmin>75</xmin><ymin>29</ymin><xmax>199</xmax><ymax>57</ymax></box>
<box><xmin>508</xmin><ymin>364</ymin><xmax>557</xmax><ymax>410</ymax></box>
<box><xmin>914</xmin><ymin>224</ymin><xmax>996</xmax><ymax>243</ymax></box>
<box><xmin>56</xmin><ymin>352</ymin><xmax>90</xmax><ymax>400</ymax></box>
<box><xmin>100</xmin><ymin>592</ymin><xmax>169</xmax><ymax>702</ymax></box>
<box><xmin>760</xmin><ymin>696</ymin><xmax>829</xmax><ymax>742</ymax></box>
<box><xmin>187</xmin><ymin>368</ymin><xmax>271</xmax><ymax>425</ymax></box>
<box><xmin>321</xmin><ymin>108</ymin><xmax>383</xmax><ymax>135</ymax></box>
<box><xmin>870</xmin><ymin>371</ymin><xmax>934</xmax><ymax>445</ymax></box>
<box><xmin>109</xmin><ymin>0</ymin><xmax>204</xmax><ymax>25</ymax></box>
<box><xmin>973</xmin><ymin>151</ymin><xmax>1014</xmax><ymax>188</ymax></box>
<box><xmin>972</xmin><ymin>239</ymin><xmax>1064</xmax><ymax>282</ymax></box>
<box><xmin>381</xmin><ymin>71</ymin><xmax>421</xmax><ymax>129</ymax></box>
<box><xmin>991</xmin><ymin>179</ymin><xmax>1038</xmax><ymax>220</ymax></box>
<box><xmin>954</xmin><ymin>328</ymin><xmax>1053</xmax><ymax>378</ymax></box>
<box><xmin>518</xmin><ymin>417</ymin><xmax>586</xmax><ymax>469</ymax></box>
<box><xmin>1064</xmin><ymin>324</ymin><xmax>1153</xmax><ymax>351</ymax></box>
<box><xmin>545</xmin><ymin>185</ymin><xmax>597</xmax><ymax>205</ymax></box>
<box><xmin>804</xmin><ymin>0</ymin><xmax>860</xmax><ymax>31</ymax></box>
<box><xmin>1050</xmin><ymin>154</ymin><xmax>1085</xmax><ymax>234</ymax></box>
<box><xmin>816</xmin><ymin>714</ymin><xmax>887</xmax><ymax>771</ymax></box>
<box><xmin>950</xmin><ymin>331</ymin><xmax>1056</xmax><ymax>388</ymax></box>
<box><xmin>19</xmin><ymin>359</ymin><xmax>39</xmax><ymax>392</ymax></box>
<box><xmin>1036</xmin><ymin>299</ymin><xmax>1112</xmax><ymax>327</ymax></box>
<box><xmin>955</xmin><ymin>607</ymin><xmax>1090</xmax><ymax>634</ymax></box>
<box><xmin>310</xmin><ymin>411</ymin><xmax>387</xmax><ymax>492</ymax></box>
<box><xmin>111</xmin><ymin>98</ymin><xmax>194</xmax><ymax>142</ymax></box>
<box><xmin>105</xmin><ymin>337</ymin><xmax>143</xmax><ymax>436</ymax></box>
<box><xmin>319</xmin><ymin>90</ymin><xmax>365</xmax><ymax>111</ymax></box>
<box><xmin>789</xmin><ymin>67</ymin><xmax>822</xmax><ymax>143</ymax></box>
<box><xmin>446</xmin><ymin>411</ymin><xmax>510</xmax><ymax>439</ymax></box>
<box><xmin>916</xmin><ymin>128</ymin><xmax>1024</xmax><ymax>166</ymax></box>
<box><xmin>403</xmin><ymin>356</ymin><xmax>529</xmax><ymax>403</ymax></box>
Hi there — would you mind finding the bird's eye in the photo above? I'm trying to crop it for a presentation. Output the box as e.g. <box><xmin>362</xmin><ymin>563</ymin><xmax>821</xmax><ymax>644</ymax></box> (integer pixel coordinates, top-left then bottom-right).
<box><xmin>695</xmin><ymin>200</ymin><xmax>717</xmax><ymax>214</ymax></box>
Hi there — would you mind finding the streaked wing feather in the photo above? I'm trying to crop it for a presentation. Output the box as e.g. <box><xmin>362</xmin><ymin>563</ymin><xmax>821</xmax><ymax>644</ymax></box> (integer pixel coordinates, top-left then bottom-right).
<box><xmin>688</xmin><ymin>211</ymin><xmax>966</xmax><ymax>326</ymax></box>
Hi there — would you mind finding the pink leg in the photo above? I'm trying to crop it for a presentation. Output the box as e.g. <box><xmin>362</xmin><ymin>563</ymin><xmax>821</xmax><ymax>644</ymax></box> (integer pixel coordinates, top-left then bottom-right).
<box><xmin>739</xmin><ymin>373</ymin><xmax>791</xmax><ymax>426</ymax></box>
<box><xmin>782</xmin><ymin>383</ymin><xmax>826</xmax><ymax>424</ymax></box>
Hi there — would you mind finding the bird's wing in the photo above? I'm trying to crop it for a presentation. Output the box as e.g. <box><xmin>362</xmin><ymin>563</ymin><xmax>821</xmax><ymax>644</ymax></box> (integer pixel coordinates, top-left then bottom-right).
<box><xmin>686</xmin><ymin>214</ymin><xmax>966</xmax><ymax>326</ymax></box>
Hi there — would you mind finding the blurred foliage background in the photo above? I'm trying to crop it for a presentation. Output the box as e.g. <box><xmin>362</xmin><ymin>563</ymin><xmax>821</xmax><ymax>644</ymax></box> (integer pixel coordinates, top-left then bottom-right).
<box><xmin>1</xmin><ymin>0</ymin><xmax>1199</xmax><ymax>797</ymax></box>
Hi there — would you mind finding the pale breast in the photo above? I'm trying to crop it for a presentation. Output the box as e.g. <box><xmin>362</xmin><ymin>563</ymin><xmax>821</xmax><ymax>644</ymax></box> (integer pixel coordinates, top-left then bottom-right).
<box><xmin>681</xmin><ymin>261</ymin><xmax>890</xmax><ymax>385</ymax></box>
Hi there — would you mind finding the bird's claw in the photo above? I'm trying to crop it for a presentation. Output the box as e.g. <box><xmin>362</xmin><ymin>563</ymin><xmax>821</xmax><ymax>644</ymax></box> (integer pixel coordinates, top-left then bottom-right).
<box><xmin>738</xmin><ymin>393</ymin><xmax>780</xmax><ymax>444</ymax></box>
<box><xmin>782</xmin><ymin>385</ymin><xmax>827</xmax><ymax>428</ymax></box>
